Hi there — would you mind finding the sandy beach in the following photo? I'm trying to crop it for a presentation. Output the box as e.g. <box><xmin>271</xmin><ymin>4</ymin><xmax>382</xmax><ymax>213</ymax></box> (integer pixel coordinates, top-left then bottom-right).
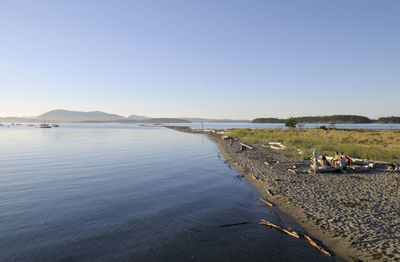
<box><xmin>168</xmin><ymin>126</ymin><xmax>400</xmax><ymax>262</ymax></box>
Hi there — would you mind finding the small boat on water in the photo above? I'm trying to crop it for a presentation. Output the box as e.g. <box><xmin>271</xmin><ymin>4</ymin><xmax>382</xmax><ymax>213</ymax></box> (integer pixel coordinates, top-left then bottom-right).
<box><xmin>40</xmin><ymin>116</ymin><xmax>51</xmax><ymax>128</ymax></box>
<box><xmin>52</xmin><ymin>124</ymin><xmax>59</xmax><ymax>127</ymax></box>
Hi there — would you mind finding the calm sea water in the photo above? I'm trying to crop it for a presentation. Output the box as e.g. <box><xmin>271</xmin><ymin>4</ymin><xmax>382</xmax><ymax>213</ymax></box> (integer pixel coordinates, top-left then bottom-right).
<box><xmin>0</xmin><ymin>124</ymin><xmax>334</xmax><ymax>261</ymax></box>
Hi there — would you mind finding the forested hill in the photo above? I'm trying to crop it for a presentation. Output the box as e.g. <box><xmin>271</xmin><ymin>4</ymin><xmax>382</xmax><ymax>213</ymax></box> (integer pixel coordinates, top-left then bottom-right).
<box><xmin>296</xmin><ymin>115</ymin><xmax>373</xmax><ymax>123</ymax></box>
<box><xmin>252</xmin><ymin>118</ymin><xmax>285</xmax><ymax>123</ymax></box>
<box><xmin>377</xmin><ymin>117</ymin><xmax>400</xmax><ymax>124</ymax></box>
<box><xmin>252</xmin><ymin>115</ymin><xmax>374</xmax><ymax>123</ymax></box>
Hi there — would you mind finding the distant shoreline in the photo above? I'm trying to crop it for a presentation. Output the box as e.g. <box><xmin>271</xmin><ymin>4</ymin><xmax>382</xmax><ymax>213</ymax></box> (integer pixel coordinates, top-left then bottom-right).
<box><xmin>1</xmin><ymin>109</ymin><xmax>399</xmax><ymax>124</ymax></box>
<box><xmin>252</xmin><ymin>115</ymin><xmax>400</xmax><ymax>124</ymax></box>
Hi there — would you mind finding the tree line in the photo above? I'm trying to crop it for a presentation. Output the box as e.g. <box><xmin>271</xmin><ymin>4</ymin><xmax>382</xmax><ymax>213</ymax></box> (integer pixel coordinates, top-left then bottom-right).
<box><xmin>252</xmin><ymin>115</ymin><xmax>400</xmax><ymax>124</ymax></box>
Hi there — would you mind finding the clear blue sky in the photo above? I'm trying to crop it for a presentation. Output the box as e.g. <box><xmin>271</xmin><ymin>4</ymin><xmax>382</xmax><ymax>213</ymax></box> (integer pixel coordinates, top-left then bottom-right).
<box><xmin>1</xmin><ymin>0</ymin><xmax>399</xmax><ymax>119</ymax></box>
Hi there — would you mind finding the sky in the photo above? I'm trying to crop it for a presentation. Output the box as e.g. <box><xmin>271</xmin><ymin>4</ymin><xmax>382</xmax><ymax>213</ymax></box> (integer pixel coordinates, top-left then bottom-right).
<box><xmin>1</xmin><ymin>0</ymin><xmax>399</xmax><ymax>119</ymax></box>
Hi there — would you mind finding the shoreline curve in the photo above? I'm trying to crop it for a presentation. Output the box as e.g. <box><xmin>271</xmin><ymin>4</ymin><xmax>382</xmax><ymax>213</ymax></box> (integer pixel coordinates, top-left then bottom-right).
<box><xmin>166</xmin><ymin>126</ymin><xmax>400</xmax><ymax>262</ymax></box>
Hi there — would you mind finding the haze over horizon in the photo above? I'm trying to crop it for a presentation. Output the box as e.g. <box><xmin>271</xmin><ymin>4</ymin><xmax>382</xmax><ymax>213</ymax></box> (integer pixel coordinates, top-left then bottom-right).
<box><xmin>0</xmin><ymin>108</ymin><xmax>398</xmax><ymax>121</ymax></box>
<box><xmin>1</xmin><ymin>0</ymin><xmax>399</xmax><ymax>119</ymax></box>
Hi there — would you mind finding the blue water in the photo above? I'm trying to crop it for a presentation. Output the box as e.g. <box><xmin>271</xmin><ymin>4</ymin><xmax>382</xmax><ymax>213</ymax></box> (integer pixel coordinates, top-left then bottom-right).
<box><xmin>0</xmin><ymin>124</ymin><xmax>334</xmax><ymax>261</ymax></box>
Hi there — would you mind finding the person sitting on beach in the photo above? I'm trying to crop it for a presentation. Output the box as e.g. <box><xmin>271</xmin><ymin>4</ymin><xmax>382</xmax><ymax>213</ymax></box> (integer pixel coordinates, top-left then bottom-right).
<box><xmin>338</xmin><ymin>156</ymin><xmax>346</xmax><ymax>169</ymax></box>
<box><xmin>318</xmin><ymin>155</ymin><xmax>331</xmax><ymax>168</ymax></box>
<box><xmin>311</xmin><ymin>158</ymin><xmax>321</xmax><ymax>173</ymax></box>
<box><xmin>316</xmin><ymin>156</ymin><xmax>330</xmax><ymax>171</ymax></box>
<box><xmin>340</xmin><ymin>152</ymin><xmax>352</xmax><ymax>166</ymax></box>
<box><xmin>331</xmin><ymin>152</ymin><xmax>340</xmax><ymax>167</ymax></box>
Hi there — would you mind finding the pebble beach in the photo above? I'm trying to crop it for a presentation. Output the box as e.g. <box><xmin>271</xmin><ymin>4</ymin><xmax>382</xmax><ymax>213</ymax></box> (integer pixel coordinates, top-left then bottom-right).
<box><xmin>203</xmin><ymin>131</ymin><xmax>400</xmax><ymax>262</ymax></box>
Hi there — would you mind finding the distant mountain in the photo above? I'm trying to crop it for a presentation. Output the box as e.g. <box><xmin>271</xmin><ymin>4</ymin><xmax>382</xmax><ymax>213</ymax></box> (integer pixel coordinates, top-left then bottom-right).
<box><xmin>86</xmin><ymin>118</ymin><xmax>191</xmax><ymax>124</ymax></box>
<box><xmin>38</xmin><ymin>110</ymin><xmax>125</xmax><ymax>122</ymax></box>
<box><xmin>34</xmin><ymin>110</ymin><xmax>190</xmax><ymax>123</ymax></box>
<box><xmin>128</xmin><ymin>114</ymin><xmax>151</xmax><ymax>120</ymax></box>
<box><xmin>182</xmin><ymin>118</ymin><xmax>250</xmax><ymax>123</ymax></box>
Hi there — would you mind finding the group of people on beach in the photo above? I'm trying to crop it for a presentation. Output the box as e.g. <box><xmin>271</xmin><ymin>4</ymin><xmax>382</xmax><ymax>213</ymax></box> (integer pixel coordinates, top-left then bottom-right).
<box><xmin>312</xmin><ymin>150</ymin><xmax>352</xmax><ymax>171</ymax></box>
<box><xmin>330</xmin><ymin>151</ymin><xmax>352</xmax><ymax>168</ymax></box>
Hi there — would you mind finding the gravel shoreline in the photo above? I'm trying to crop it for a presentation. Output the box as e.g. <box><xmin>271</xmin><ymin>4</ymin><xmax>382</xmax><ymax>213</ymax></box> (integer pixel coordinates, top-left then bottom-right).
<box><xmin>167</xmin><ymin>126</ymin><xmax>400</xmax><ymax>262</ymax></box>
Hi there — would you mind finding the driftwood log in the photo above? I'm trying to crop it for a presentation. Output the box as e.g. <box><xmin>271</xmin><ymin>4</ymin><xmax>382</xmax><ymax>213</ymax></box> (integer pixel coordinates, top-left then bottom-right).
<box><xmin>259</xmin><ymin>219</ymin><xmax>300</xmax><ymax>239</ymax></box>
<box><xmin>259</xmin><ymin>197</ymin><xmax>275</xmax><ymax>207</ymax></box>
<box><xmin>259</xmin><ymin>219</ymin><xmax>331</xmax><ymax>256</ymax></box>
<box><xmin>219</xmin><ymin>222</ymin><xmax>251</xmax><ymax>228</ymax></box>
<box><xmin>303</xmin><ymin>234</ymin><xmax>331</xmax><ymax>256</ymax></box>
<box><xmin>239</xmin><ymin>143</ymin><xmax>254</xmax><ymax>150</ymax></box>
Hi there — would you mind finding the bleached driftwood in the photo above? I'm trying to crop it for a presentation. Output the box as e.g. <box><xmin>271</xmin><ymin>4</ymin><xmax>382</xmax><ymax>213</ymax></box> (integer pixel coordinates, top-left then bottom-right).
<box><xmin>240</xmin><ymin>143</ymin><xmax>254</xmax><ymax>150</ymax></box>
<box><xmin>303</xmin><ymin>235</ymin><xmax>331</xmax><ymax>256</ymax></box>
<box><xmin>259</xmin><ymin>219</ymin><xmax>300</xmax><ymax>239</ymax></box>
<box><xmin>259</xmin><ymin>197</ymin><xmax>275</xmax><ymax>207</ymax></box>
<box><xmin>268</xmin><ymin>142</ymin><xmax>287</xmax><ymax>149</ymax></box>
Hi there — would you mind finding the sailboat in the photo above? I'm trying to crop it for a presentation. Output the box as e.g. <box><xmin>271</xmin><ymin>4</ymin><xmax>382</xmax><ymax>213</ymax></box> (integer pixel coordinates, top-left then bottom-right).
<box><xmin>40</xmin><ymin>123</ymin><xmax>51</xmax><ymax>128</ymax></box>
<box><xmin>40</xmin><ymin>116</ymin><xmax>51</xmax><ymax>128</ymax></box>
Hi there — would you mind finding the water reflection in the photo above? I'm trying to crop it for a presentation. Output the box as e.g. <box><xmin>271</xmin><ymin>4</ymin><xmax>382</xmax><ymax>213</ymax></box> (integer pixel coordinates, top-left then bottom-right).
<box><xmin>0</xmin><ymin>125</ymin><xmax>334</xmax><ymax>261</ymax></box>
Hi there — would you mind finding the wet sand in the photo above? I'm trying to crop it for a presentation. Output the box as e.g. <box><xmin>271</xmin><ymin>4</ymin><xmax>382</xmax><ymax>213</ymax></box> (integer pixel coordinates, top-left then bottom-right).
<box><xmin>167</xmin><ymin>126</ymin><xmax>400</xmax><ymax>262</ymax></box>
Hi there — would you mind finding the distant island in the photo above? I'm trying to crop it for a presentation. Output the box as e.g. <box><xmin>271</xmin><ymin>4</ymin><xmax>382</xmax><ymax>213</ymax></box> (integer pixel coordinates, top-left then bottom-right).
<box><xmin>252</xmin><ymin>118</ymin><xmax>286</xmax><ymax>123</ymax></box>
<box><xmin>0</xmin><ymin>109</ymin><xmax>250</xmax><ymax>124</ymax></box>
<box><xmin>377</xmin><ymin>116</ymin><xmax>400</xmax><ymax>124</ymax></box>
<box><xmin>1</xmin><ymin>110</ymin><xmax>399</xmax><ymax>124</ymax></box>
<box><xmin>252</xmin><ymin>115</ymin><xmax>400</xmax><ymax>124</ymax></box>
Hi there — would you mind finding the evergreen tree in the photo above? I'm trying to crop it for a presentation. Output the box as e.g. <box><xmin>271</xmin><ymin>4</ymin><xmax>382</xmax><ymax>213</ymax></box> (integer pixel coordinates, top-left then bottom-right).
<box><xmin>285</xmin><ymin>117</ymin><xmax>297</xmax><ymax>129</ymax></box>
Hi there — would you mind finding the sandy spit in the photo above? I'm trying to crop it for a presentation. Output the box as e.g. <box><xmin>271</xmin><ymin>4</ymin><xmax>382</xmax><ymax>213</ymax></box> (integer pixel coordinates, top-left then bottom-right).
<box><xmin>166</xmin><ymin>126</ymin><xmax>400</xmax><ymax>262</ymax></box>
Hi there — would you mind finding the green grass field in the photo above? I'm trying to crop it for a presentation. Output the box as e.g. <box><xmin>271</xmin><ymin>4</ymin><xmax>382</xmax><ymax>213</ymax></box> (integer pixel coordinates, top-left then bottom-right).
<box><xmin>227</xmin><ymin>128</ymin><xmax>400</xmax><ymax>162</ymax></box>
